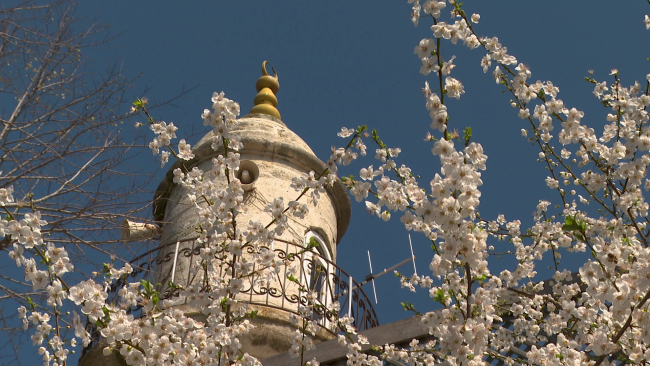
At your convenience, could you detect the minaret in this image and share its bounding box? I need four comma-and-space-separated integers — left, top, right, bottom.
78, 63, 356, 365
150, 62, 352, 358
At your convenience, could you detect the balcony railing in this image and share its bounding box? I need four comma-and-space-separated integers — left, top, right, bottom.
83, 237, 379, 354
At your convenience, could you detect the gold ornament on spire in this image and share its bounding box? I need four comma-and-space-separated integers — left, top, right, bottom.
249, 61, 281, 119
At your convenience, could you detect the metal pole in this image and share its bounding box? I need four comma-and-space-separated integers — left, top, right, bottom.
348, 276, 352, 318
354, 256, 414, 290
408, 234, 417, 276
367, 251, 378, 304
170, 241, 180, 283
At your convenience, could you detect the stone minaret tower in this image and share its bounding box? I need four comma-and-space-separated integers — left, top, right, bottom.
150, 62, 351, 358
78, 62, 353, 365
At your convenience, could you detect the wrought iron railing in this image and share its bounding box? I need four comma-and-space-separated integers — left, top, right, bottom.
83, 237, 379, 354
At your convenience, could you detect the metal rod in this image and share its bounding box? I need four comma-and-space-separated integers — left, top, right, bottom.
354, 256, 414, 290
367, 251, 378, 304
348, 276, 353, 317
408, 234, 417, 276
170, 241, 180, 283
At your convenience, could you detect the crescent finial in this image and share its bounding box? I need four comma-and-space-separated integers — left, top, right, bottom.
261, 61, 278, 81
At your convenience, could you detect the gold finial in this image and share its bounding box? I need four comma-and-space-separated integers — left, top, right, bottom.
249, 61, 281, 119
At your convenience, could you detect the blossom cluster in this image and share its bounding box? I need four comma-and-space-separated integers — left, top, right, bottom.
201, 91, 243, 151
3, 191, 79, 365
336, 1, 650, 365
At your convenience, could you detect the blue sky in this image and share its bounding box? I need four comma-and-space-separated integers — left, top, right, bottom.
5, 1, 650, 365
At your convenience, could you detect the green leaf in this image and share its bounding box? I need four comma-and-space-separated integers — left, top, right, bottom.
102, 306, 111, 318
401, 302, 416, 312
287, 275, 301, 284
26, 296, 36, 310
462, 127, 472, 145
308, 237, 320, 249
433, 288, 446, 304
371, 129, 379, 141
563, 215, 587, 244
141, 279, 153, 293
563, 216, 578, 230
